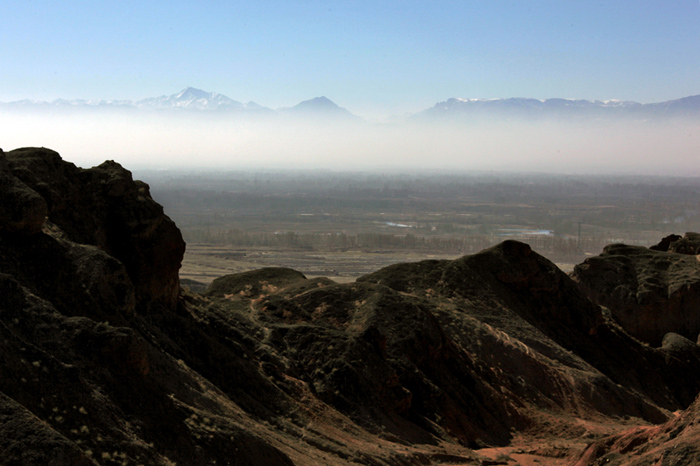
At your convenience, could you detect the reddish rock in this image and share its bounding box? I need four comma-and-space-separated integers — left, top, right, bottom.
573, 392, 700, 466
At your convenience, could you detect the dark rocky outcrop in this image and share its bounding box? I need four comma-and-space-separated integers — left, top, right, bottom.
650, 232, 700, 254
5, 147, 185, 310
0, 148, 298, 465
571, 243, 700, 347
667, 232, 700, 255
255, 280, 526, 448
0, 149, 47, 235
649, 233, 682, 252
360, 241, 700, 413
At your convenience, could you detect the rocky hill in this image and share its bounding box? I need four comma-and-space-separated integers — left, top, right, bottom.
572, 240, 700, 347
2, 147, 700, 465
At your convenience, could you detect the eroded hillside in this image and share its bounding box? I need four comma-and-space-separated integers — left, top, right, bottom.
2, 147, 700, 465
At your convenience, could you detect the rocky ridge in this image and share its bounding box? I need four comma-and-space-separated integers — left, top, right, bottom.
572, 239, 700, 347
2, 147, 700, 465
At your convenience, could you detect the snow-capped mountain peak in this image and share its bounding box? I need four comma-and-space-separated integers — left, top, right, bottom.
136, 87, 244, 110
175, 87, 210, 100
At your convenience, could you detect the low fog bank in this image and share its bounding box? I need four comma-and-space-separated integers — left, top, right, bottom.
1, 110, 698, 176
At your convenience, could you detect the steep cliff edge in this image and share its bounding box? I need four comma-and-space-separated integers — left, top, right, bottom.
5, 147, 185, 310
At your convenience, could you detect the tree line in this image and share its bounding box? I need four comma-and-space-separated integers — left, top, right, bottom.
183, 227, 609, 262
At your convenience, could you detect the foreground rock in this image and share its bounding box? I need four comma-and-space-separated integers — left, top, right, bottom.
6, 147, 185, 310
0, 148, 483, 465
0, 149, 294, 465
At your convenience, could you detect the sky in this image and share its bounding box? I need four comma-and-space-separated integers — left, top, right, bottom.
2, 1, 700, 117
2, 1, 700, 174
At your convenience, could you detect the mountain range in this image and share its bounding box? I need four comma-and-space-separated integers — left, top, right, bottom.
0, 87, 357, 120
3, 87, 700, 121
416, 94, 700, 121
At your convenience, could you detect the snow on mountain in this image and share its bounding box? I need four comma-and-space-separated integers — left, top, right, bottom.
0, 88, 264, 113
430, 96, 642, 112
135, 87, 245, 110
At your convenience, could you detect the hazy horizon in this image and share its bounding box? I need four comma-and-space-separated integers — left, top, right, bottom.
2, 1, 699, 176
2, 107, 699, 177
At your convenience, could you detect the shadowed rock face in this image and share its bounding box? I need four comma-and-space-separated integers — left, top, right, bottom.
245, 277, 527, 448
650, 232, 700, 255
360, 241, 700, 413
0, 149, 301, 465
5, 147, 185, 310
668, 232, 700, 255
0, 149, 47, 235
649, 233, 683, 252
571, 243, 700, 347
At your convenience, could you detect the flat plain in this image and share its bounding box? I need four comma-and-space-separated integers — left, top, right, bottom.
142, 170, 700, 286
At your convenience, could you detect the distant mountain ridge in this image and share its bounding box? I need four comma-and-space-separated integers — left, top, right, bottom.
415, 94, 700, 120
280, 96, 362, 121
2, 87, 700, 121
0, 87, 360, 120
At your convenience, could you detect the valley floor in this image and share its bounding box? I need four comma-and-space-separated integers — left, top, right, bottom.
180, 243, 578, 288
179, 243, 463, 285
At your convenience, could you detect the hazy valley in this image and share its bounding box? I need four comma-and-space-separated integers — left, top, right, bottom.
143, 169, 700, 287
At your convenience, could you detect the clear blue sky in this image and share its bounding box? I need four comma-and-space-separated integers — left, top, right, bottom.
2, 0, 700, 117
